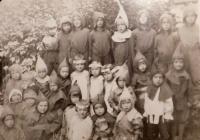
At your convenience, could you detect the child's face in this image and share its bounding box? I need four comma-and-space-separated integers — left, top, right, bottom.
37, 101, 48, 114
117, 24, 127, 33
4, 115, 15, 128
62, 23, 71, 33
77, 107, 88, 119
60, 67, 69, 78
173, 59, 184, 71
25, 98, 36, 107
138, 62, 147, 72
70, 94, 80, 104
49, 83, 58, 91
74, 63, 85, 72
38, 69, 47, 79
152, 73, 164, 87
117, 77, 125, 88
103, 72, 113, 82
11, 94, 21, 103
96, 18, 104, 28
48, 27, 57, 36
11, 72, 20, 80
94, 104, 105, 116
73, 17, 82, 28
139, 13, 148, 25
91, 67, 101, 77
185, 15, 196, 25
161, 18, 171, 31
121, 99, 132, 112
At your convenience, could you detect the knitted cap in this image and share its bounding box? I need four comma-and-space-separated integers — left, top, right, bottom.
59, 57, 69, 69
35, 55, 48, 73
60, 16, 72, 25
70, 84, 81, 96
23, 88, 38, 100
73, 54, 86, 64
114, 0, 129, 27
133, 51, 147, 66
160, 13, 173, 25
76, 100, 90, 109
49, 70, 58, 84
8, 89, 22, 104
172, 45, 184, 60
72, 12, 86, 28
101, 64, 113, 74
119, 87, 135, 103
89, 61, 102, 69
9, 64, 23, 74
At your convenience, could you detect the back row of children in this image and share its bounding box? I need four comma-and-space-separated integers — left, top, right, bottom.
1, 2, 198, 140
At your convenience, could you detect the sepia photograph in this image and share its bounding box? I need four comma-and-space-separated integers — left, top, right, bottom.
0, 0, 199, 140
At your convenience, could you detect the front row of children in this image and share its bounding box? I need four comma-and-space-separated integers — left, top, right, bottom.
1, 41, 191, 140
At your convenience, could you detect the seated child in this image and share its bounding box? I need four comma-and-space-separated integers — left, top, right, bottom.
132, 51, 151, 114
25, 94, 61, 140
0, 105, 26, 140
8, 89, 23, 121
165, 46, 191, 140
62, 84, 82, 139
144, 67, 174, 140
108, 66, 135, 116
57, 57, 71, 98
71, 54, 90, 100
48, 70, 67, 111
68, 100, 93, 140
89, 61, 104, 102
34, 55, 50, 97
114, 88, 143, 140
5, 64, 23, 104
92, 95, 115, 140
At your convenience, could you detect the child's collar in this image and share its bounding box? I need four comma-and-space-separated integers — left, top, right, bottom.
112, 29, 132, 42
36, 76, 50, 83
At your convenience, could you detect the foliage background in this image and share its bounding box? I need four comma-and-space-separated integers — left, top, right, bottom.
0, 0, 199, 139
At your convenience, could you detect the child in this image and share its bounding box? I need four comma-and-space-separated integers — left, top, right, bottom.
154, 13, 177, 73
62, 84, 82, 139
111, 1, 134, 75
34, 55, 50, 97
68, 100, 93, 140
25, 94, 61, 140
21, 71, 36, 90
48, 70, 67, 111
71, 54, 90, 100
102, 64, 116, 116
70, 12, 90, 62
89, 61, 104, 102
108, 66, 135, 116
40, 18, 59, 75
5, 64, 23, 104
165, 46, 191, 140
177, 7, 200, 83
58, 16, 72, 64
114, 87, 143, 140
21, 88, 38, 118
57, 58, 71, 100
8, 89, 23, 121
0, 105, 26, 140
131, 51, 151, 114
92, 95, 115, 140
144, 67, 174, 140
89, 11, 112, 65
132, 9, 156, 67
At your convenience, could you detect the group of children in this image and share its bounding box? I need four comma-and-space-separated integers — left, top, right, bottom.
0, 2, 199, 140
